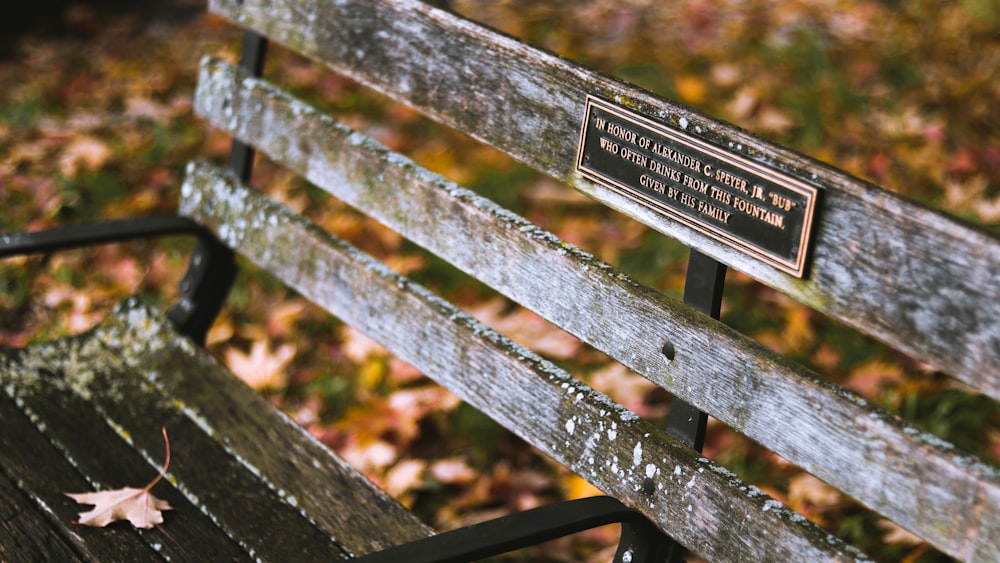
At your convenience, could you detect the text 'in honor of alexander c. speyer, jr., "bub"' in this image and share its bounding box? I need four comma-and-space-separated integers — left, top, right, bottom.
575, 96, 819, 278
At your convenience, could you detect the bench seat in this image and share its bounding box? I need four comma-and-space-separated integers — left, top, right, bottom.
0, 298, 431, 561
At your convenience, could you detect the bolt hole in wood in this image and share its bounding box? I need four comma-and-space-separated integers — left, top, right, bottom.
661, 340, 675, 363
641, 477, 656, 496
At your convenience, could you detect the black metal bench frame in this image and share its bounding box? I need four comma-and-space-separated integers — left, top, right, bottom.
3, 2, 998, 561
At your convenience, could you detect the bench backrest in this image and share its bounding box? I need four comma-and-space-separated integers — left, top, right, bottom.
185, 1, 1000, 560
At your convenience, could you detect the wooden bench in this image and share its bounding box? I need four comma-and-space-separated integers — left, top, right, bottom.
3, 1, 998, 561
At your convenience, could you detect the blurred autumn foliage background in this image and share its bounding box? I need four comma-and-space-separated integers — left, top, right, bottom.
2, 0, 999, 561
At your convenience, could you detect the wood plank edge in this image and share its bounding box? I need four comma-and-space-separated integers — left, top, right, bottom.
180, 162, 872, 562
191, 60, 999, 559
207, 0, 1000, 391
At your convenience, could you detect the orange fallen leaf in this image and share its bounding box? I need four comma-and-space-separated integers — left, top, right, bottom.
225, 339, 296, 391
66, 428, 173, 529
58, 135, 112, 177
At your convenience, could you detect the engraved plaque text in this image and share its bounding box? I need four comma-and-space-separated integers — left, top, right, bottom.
576, 96, 819, 278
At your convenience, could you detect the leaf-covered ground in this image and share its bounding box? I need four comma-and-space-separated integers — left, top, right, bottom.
2, 1, 999, 561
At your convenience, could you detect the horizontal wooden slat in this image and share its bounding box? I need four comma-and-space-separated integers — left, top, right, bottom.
0, 467, 87, 563
89, 300, 435, 557
180, 162, 869, 562
193, 61, 1000, 562
0, 395, 160, 562
209, 0, 1000, 398
0, 299, 432, 560
0, 364, 247, 562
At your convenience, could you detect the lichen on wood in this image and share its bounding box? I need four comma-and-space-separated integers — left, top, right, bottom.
209, 0, 1000, 399
192, 60, 1000, 561
180, 162, 872, 561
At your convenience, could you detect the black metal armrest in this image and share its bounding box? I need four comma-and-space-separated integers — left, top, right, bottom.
0, 216, 235, 343
355, 496, 671, 563
0, 216, 202, 258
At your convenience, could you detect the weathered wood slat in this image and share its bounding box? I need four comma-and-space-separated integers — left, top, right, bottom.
0, 300, 433, 561
0, 395, 141, 563
0, 391, 176, 561
0, 468, 87, 563
1, 340, 297, 561
209, 0, 1000, 397
180, 162, 870, 562
86, 299, 435, 557
193, 61, 1000, 562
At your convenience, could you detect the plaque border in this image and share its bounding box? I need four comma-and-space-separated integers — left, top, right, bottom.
575, 95, 819, 278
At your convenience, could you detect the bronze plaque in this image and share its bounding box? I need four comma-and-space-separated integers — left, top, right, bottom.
575, 96, 819, 278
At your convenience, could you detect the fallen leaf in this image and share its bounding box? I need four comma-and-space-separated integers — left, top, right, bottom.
386, 459, 427, 497
562, 474, 603, 500
125, 96, 173, 124
675, 75, 707, 105
341, 325, 389, 363
756, 106, 797, 136
726, 86, 758, 121
878, 518, 925, 546
66, 488, 173, 529
430, 458, 477, 485
66, 428, 173, 529
340, 439, 398, 475
225, 339, 296, 391
787, 473, 842, 517
468, 298, 582, 360
587, 363, 660, 418
844, 360, 905, 400
58, 135, 112, 177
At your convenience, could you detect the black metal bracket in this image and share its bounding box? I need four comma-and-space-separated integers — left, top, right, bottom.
227, 30, 268, 182
665, 249, 727, 451
661, 248, 727, 562
0, 217, 203, 259
166, 232, 236, 344
167, 30, 268, 343
0, 216, 233, 344
355, 496, 670, 563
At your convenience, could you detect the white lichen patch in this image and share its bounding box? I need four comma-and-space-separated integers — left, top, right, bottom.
2, 298, 192, 409
762, 499, 784, 512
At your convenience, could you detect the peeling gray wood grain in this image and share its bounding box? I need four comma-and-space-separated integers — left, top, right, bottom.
180, 163, 870, 562
0, 466, 92, 563
193, 61, 1000, 562
0, 342, 263, 561
0, 299, 432, 560
209, 0, 1000, 398
0, 396, 165, 561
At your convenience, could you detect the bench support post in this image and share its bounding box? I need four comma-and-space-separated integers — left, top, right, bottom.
169, 31, 268, 343
663, 249, 727, 561
227, 31, 268, 181
666, 249, 726, 450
